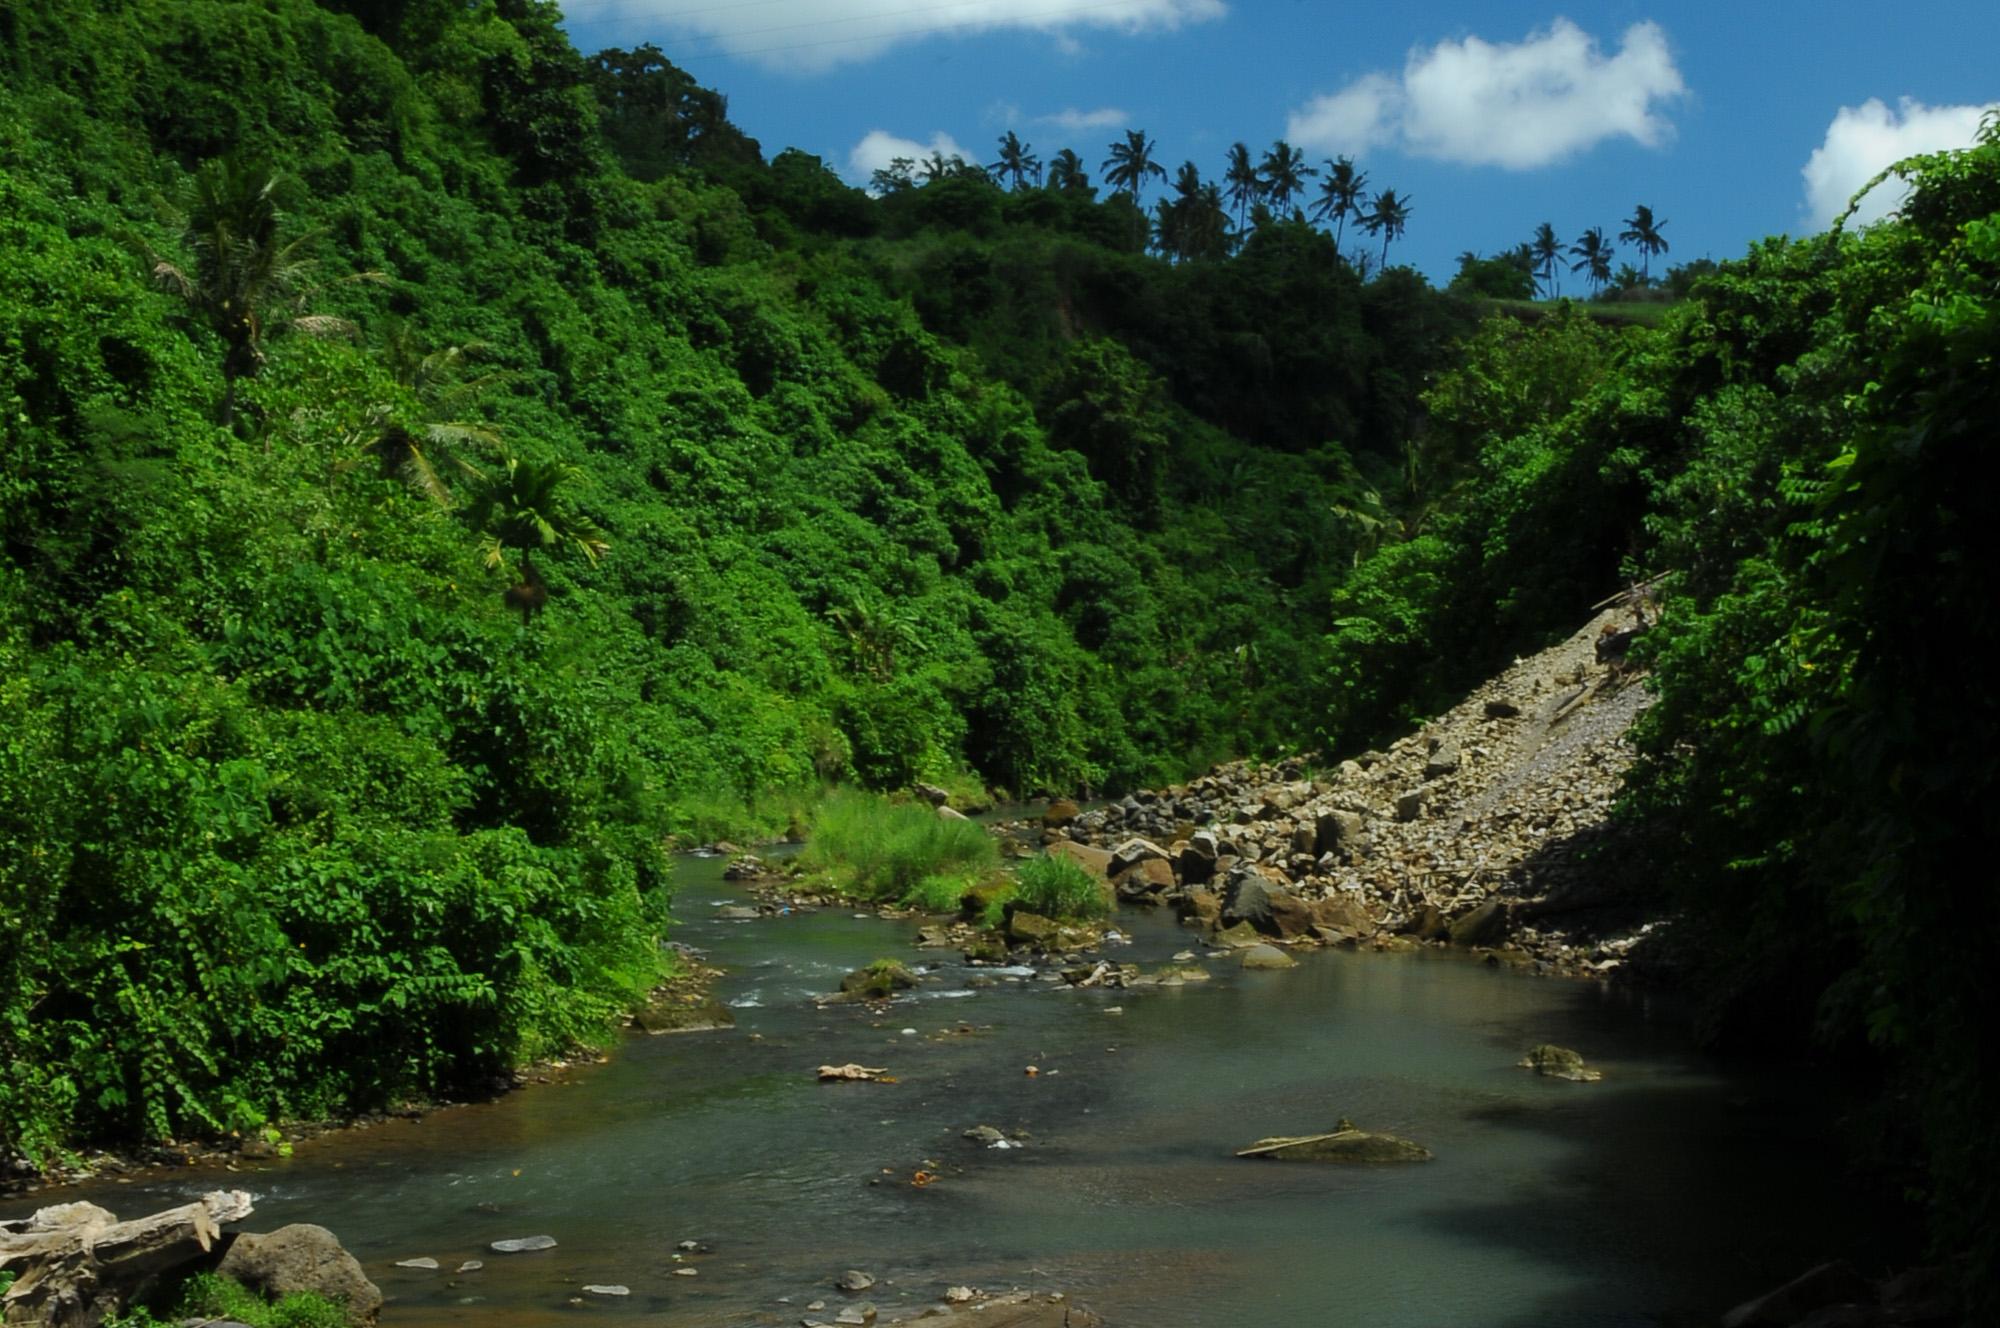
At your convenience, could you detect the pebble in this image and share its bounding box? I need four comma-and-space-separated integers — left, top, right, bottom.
394, 1258, 438, 1270
456, 1261, 483, 1273
490, 1235, 557, 1253
583, 1285, 630, 1296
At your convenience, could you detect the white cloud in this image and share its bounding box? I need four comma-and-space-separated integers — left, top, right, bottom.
574, 0, 1224, 72
849, 129, 973, 182
1039, 107, 1129, 133
1287, 19, 1686, 170
1802, 97, 1999, 227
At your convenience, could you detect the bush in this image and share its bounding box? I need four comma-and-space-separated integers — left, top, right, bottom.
109, 1274, 349, 1328
797, 791, 997, 905
1011, 853, 1108, 920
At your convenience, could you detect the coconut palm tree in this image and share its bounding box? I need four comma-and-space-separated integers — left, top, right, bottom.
1047, 148, 1091, 197
1103, 130, 1165, 204
1569, 227, 1615, 294
989, 131, 1039, 192
136, 158, 382, 424
1222, 141, 1262, 234
1257, 140, 1315, 217
1155, 162, 1229, 262
1361, 189, 1412, 266
1618, 205, 1669, 280
1311, 157, 1368, 258
462, 456, 610, 624
1531, 222, 1563, 297
353, 330, 509, 505
1103, 130, 1166, 249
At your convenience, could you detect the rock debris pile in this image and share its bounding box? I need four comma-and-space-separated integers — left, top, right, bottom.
1024, 606, 1662, 979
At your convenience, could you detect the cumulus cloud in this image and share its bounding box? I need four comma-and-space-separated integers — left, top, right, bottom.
571, 0, 1224, 72
1039, 107, 1129, 132
1802, 97, 1999, 226
850, 129, 973, 182
1287, 19, 1686, 170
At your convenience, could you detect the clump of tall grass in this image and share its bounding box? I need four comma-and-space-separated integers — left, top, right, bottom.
798, 791, 997, 906
666, 787, 816, 847
1011, 854, 1109, 920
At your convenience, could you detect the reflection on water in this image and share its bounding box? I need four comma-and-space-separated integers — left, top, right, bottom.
8, 855, 1903, 1326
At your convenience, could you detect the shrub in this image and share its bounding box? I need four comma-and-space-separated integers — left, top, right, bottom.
1011, 854, 1108, 920
108, 1274, 350, 1328
797, 791, 997, 905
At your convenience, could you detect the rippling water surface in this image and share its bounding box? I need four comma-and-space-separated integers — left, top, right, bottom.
9, 854, 1900, 1326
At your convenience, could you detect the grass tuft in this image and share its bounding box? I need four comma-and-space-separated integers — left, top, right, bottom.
798, 791, 998, 906
1011, 854, 1109, 920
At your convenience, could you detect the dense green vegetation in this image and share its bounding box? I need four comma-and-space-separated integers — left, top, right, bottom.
0, 0, 1994, 1300
0, 0, 1485, 1163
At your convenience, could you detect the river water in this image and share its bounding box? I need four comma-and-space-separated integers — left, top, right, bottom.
9, 854, 1899, 1326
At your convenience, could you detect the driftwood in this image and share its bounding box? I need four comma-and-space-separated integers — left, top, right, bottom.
0, 1190, 252, 1328
1237, 1120, 1434, 1163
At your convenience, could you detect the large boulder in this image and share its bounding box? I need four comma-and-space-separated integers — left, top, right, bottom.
1239, 944, 1297, 970
635, 999, 735, 1034
216, 1225, 382, 1326
1221, 873, 1277, 931
1006, 911, 1059, 947
1178, 889, 1222, 927
1041, 799, 1080, 828
1176, 832, 1218, 885
1265, 891, 1316, 939
1311, 897, 1375, 937
1113, 857, 1176, 901
1313, 810, 1364, 856
1046, 840, 1113, 879
1404, 904, 1448, 941
1448, 899, 1509, 948
960, 880, 1012, 918
1518, 1045, 1602, 1082
839, 960, 921, 998
1107, 837, 1170, 877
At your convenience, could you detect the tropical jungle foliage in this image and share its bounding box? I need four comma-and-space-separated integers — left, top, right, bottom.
0, 0, 1995, 1299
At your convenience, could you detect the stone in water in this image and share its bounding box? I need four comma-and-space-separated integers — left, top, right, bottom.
395, 1257, 439, 1270
1518, 1044, 1603, 1081
583, 1284, 630, 1296
836, 1269, 876, 1291
491, 1235, 557, 1253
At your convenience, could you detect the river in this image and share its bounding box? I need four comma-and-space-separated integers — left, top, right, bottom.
6, 853, 1903, 1326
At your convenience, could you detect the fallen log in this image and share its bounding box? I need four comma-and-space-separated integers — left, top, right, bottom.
0, 1190, 252, 1328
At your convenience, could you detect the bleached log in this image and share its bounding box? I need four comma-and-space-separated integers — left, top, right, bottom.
0, 1190, 252, 1328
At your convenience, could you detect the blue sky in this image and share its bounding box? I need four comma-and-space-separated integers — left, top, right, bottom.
557, 1, 2000, 283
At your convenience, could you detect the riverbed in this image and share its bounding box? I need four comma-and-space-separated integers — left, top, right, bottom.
7, 854, 1903, 1326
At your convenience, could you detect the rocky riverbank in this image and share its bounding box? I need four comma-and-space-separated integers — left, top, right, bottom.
997, 602, 1671, 981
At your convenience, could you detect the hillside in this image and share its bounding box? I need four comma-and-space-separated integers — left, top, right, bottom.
1, 0, 1997, 1304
